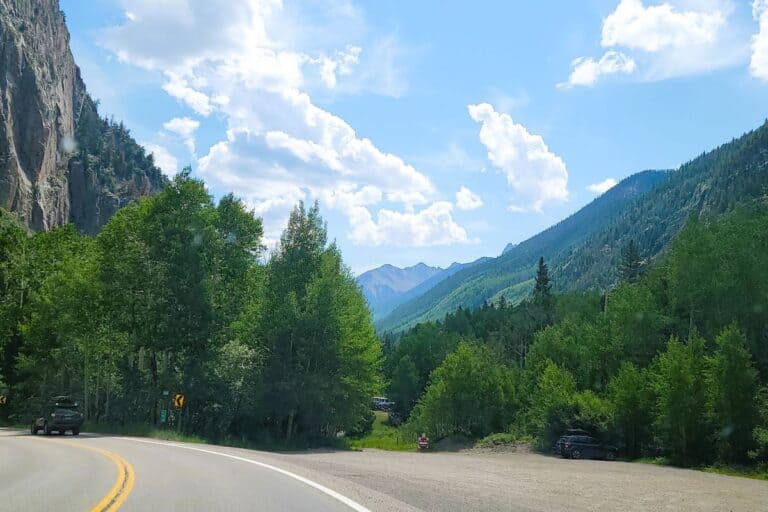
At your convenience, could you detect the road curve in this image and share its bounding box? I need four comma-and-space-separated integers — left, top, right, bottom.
0, 429, 374, 512
3, 428, 768, 512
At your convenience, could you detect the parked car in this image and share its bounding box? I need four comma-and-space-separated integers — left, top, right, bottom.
559, 435, 617, 460
31, 396, 84, 436
371, 396, 395, 411
553, 428, 592, 455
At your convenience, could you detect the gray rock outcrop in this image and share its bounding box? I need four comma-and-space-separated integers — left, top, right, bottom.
0, 0, 165, 233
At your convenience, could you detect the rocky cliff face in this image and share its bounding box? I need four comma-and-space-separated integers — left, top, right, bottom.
0, 0, 165, 233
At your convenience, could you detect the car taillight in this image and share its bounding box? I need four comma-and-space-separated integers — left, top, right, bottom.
50, 413, 56, 418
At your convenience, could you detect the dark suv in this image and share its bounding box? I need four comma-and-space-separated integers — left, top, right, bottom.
31, 396, 84, 436
553, 428, 592, 455
559, 435, 617, 460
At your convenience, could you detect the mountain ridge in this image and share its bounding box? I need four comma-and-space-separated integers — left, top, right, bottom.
357, 262, 443, 319
380, 120, 768, 333
358, 257, 493, 320
377, 169, 670, 332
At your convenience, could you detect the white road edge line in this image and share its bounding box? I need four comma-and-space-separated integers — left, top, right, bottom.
115, 437, 371, 512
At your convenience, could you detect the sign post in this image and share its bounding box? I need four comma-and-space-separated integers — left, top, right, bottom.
173, 393, 185, 433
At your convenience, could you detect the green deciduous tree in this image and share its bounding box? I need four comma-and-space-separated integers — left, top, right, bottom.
407, 342, 517, 440
607, 362, 653, 458
652, 335, 709, 466
527, 361, 577, 450
705, 325, 759, 463
258, 202, 381, 443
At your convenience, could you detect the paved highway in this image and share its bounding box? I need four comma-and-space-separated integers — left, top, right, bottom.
3, 428, 768, 511
0, 429, 375, 512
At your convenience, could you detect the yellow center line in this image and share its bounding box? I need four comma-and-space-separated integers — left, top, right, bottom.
80, 444, 135, 512
25, 437, 135, 511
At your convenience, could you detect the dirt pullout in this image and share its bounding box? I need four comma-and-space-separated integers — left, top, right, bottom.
257, 449, 768, 512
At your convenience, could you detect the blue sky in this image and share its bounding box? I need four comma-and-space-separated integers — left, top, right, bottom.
61, 0, 768, 274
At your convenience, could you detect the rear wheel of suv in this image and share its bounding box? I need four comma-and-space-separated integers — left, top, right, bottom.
571, 449, 582, 459
606, 450, 616, 461
57, 430, 65, 435
72, 428, 80, 436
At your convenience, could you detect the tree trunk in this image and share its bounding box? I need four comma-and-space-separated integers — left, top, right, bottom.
83, 349, 89, 421
105, 382, 110, 423
150, 352, 158, 424
286, 409, 296, 444
688, 304, 695, 342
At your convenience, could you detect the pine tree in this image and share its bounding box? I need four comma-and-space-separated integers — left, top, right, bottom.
533, 256, 552, 299
620, 240, 641, 282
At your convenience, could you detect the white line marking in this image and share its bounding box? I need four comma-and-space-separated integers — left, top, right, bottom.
115, 437, 371, 512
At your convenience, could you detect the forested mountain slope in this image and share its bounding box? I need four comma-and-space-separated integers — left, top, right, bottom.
378, 170, 667, 332
0, 0, 165, 233
380, 120, 768, 333
554, 122, 768, 291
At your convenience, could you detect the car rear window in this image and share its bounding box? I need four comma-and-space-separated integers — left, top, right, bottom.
52, 403, 79, 410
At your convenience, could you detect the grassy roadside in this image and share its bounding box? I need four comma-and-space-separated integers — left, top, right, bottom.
636, 457, 768, 481
348, 411, 414, 451
701, 465, 768, 481
81, 421, 350, 453
81, 422, 207, 444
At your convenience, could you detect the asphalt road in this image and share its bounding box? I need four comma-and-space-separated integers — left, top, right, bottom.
2, 428, 768, 512
0, 429, 372, 512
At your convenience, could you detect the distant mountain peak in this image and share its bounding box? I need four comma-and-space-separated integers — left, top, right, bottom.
377, 168, 673, 333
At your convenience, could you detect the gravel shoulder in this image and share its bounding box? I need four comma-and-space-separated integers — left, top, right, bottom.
5, 427, 766, 512
256, 448, 768, 512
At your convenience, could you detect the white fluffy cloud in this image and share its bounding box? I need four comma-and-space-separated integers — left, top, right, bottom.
563, 0, 746, 87
455, 186, 483, 211
163, 117, 200, 155
587, 178, 618, 194
468, 103, 568, 212
340, 201, 469, 247
602, 0, 725, 52
559, 51, 636, 88
144, 143, 178, 176
752, 0, 768, 80
101, 0, 464, 248
162, 75, 215, 116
